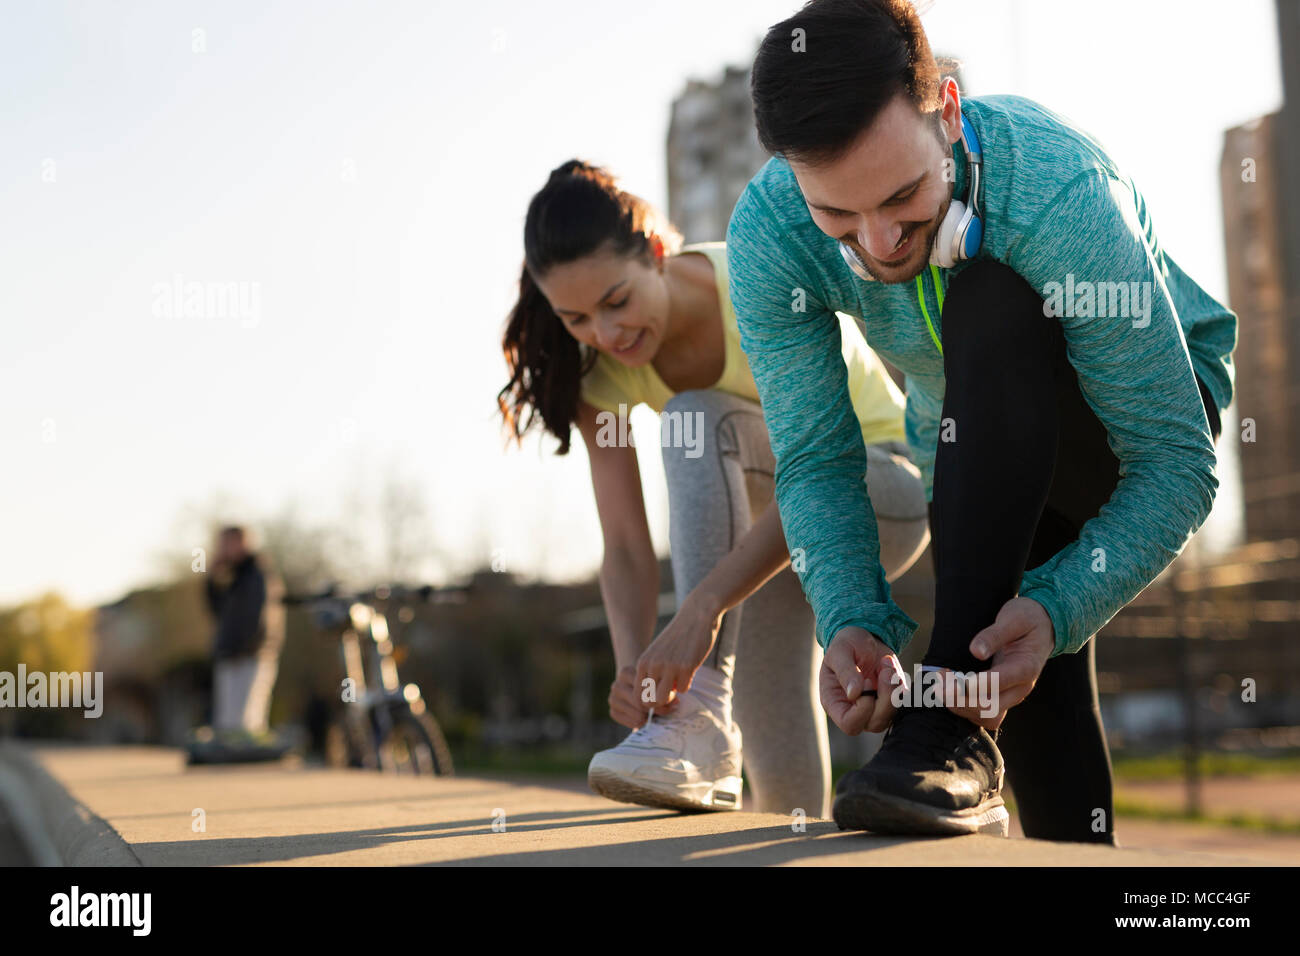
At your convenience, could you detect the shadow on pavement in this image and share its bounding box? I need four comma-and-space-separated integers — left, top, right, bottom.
131, 806, 922, 866
106, 786, 506, 822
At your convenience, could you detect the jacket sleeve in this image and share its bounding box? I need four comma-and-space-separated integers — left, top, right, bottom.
1006, 170, 1219, 656
726, 188, 919, 653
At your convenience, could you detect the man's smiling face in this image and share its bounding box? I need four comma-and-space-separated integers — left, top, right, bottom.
791, 82, 964, 284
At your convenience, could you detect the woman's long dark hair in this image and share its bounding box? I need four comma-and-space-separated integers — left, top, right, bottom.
497, 159, 681, 455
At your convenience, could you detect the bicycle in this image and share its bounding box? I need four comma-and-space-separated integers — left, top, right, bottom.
288, 585, 455, 776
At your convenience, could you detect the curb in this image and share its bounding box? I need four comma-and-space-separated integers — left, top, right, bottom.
0, 742, 141, 867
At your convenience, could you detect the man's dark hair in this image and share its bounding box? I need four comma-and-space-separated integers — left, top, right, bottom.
752, 0, 943, 165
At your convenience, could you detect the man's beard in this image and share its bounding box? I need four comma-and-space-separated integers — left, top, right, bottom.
846, 183, 956, 284
846, 213, 940, 283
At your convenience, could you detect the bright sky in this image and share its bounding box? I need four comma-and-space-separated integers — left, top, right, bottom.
0, 0, 1283, 608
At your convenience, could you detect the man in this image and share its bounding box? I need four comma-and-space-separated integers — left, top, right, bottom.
726, 0, 1234, 842
205, 526, 284, 739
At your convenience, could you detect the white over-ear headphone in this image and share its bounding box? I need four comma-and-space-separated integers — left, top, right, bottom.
838, 112, 984, 280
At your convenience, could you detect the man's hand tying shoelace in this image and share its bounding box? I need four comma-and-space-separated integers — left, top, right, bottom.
820, 626, 909, 735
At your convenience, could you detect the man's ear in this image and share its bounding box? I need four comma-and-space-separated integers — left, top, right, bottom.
938, 75, 963, 145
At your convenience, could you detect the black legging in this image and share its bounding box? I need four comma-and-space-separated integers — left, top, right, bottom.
921, 260, 1221, 844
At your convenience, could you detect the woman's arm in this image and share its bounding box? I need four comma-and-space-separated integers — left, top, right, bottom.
597, 545, 660, 670
575, 400, 660, 670
682, 496, 789, 623
575, 400, 799, 711
633, 493, 794, 708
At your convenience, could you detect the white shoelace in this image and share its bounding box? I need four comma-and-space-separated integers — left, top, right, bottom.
630, 708, 663, 741
633, 706, 722, 741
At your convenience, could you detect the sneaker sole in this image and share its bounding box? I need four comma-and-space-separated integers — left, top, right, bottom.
832, 788, 1009, 837
588, 766, 743, 812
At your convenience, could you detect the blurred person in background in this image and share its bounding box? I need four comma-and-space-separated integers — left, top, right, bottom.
498, 160, 930, 818
204, 525, 285, 742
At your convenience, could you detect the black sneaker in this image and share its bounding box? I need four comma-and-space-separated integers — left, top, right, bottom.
832, 704, 1009, 837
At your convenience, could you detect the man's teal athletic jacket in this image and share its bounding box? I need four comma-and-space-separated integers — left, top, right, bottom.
725, 94, 1237, 659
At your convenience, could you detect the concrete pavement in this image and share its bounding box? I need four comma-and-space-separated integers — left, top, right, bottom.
4, 744, 1284, 866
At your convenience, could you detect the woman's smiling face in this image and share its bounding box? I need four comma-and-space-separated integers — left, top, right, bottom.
535, 244, 670, 366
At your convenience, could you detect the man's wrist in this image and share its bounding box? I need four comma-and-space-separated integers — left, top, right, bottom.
831, 624, 885, 650
1020, 590, 1068, 657
826, 621, 909, 658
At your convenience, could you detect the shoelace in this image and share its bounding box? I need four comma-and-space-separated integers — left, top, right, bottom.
628, 708, 657, 740
628, 706, 718, 742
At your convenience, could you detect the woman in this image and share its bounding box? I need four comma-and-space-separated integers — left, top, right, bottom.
497, 160, 929, 818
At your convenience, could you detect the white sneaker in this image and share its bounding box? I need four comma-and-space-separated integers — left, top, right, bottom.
587, 697, 743, 811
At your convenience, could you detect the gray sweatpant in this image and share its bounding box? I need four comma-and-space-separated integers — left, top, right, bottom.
213, 651, 279, 734
660, 389, 929, 818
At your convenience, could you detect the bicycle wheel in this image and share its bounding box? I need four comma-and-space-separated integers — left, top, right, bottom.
377, 707, 455, 776
324, 720, 364, 769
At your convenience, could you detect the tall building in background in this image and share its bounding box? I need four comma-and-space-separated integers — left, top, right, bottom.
666, 65, 767, 244
1219, 0, 1300, 541
1220, 114, 1299, 540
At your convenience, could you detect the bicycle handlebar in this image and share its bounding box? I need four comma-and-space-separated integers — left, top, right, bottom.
285, 584, 448, 605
